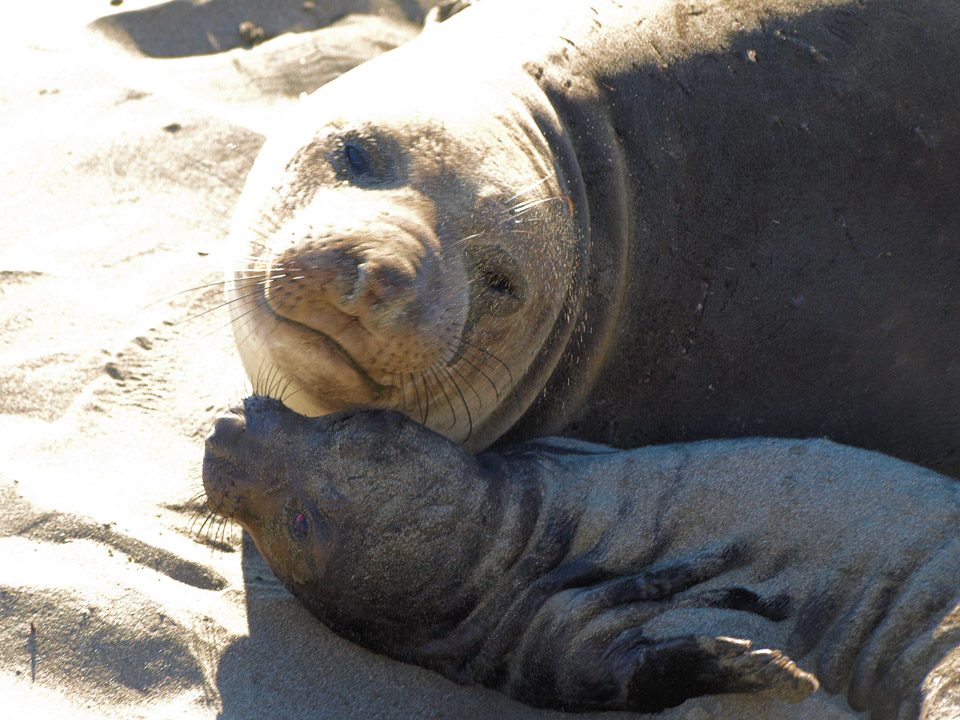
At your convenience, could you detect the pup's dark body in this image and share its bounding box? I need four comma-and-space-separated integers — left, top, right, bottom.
204, 398, 960, 717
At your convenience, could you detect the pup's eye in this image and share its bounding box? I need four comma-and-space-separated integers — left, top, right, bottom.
344, 143, 370, 175
291, 512, 309, 540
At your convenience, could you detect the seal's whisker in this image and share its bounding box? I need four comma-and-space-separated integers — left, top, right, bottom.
219, 281, 315, 349
223, 517, 238, 548
398, 372, 410, 415
269, 365, 285, 399
276, 371, 293, 403
253, 279, 323, 314
445, 343, 501, 402
204, 509, 227, 544
216, 515, 233, 549
438, 362, 473, 439
277, 374, 296, 405
144, 270, 275, 315
183, 488, 209, 507
216, 275, 277, 299
279, 383, 308, 407
256, 360, 285, 401
224, 274, 278, 292
509, 194, 574, 218
228, 256, 275, 266
183, 300, 265, 345
173, 279, 279, 328
454, 340, 512, 390
186, 501, 207, 536
389, 373, 401, 413
456, 232, 485, 245
256, 361, 270, 398
235, 280, 351, 351
419, 371, 431, 425
225, 267, 276, 277
208, 516, 221, 548
384, 373, 398, 411
410, 371, 426, 425
195, 502, 221, 541
208, 512, 223, 547
385, 372, 399, 412
188, 508, 206, 537
251, 356, 268, 397
447, 359, 484, 410
228, 259, 308, 273
456, 350, 500, 403
143, 279, 231, 310
505, 172, 556, 203
252, 361, 271, 398
427, 365, 458, 430
385, 372, 405, 414
460, 338, 515, 387
265, 364, 283, 399
230, 301, 276, 352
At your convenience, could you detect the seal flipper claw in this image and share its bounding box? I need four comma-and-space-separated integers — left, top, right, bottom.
618, 635, 818, 712
721, 644, 820, 703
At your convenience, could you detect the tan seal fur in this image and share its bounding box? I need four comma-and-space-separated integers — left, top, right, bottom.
226, 0, 960, 469
227, 41, 581, 449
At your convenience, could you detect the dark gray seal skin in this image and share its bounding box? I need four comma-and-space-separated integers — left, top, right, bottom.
226, 0, 960, 475
203, 397, 960, 717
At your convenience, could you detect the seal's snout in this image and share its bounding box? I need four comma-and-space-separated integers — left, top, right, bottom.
202, 404, 278, 521
205, 410, 246, 459
266, 226, 435, 336
337, 257, 416, 330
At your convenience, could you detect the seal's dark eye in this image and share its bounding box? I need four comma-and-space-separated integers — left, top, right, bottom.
344, 143, 370, 175
292, 512, 309, 540
483, 270, 516, 298
464, 243, 526, 318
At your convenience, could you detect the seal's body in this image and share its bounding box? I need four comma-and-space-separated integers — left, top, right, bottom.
228, 0, 960, 473
204, 398, 960, 717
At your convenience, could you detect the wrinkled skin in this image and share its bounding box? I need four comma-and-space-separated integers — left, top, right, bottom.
227, 0, 960, 475
204, 397, 960, 717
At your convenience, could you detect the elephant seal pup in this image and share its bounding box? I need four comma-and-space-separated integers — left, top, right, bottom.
225, 0, 960, 475
203, 397, 960, 717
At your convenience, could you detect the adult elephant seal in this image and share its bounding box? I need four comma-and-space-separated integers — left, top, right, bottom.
203, 397, 960, 717
226, 0, 960, 473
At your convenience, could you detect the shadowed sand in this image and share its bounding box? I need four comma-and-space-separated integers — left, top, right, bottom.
0, 1, 861, 717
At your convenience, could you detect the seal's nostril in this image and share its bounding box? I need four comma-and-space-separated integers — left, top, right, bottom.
206, 412, 246, 454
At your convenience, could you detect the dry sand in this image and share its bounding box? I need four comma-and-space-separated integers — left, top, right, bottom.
0, 1, 860, 717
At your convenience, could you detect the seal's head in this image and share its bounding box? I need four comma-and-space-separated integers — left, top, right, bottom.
202, 396, 499, 649
226, 33, 585, 452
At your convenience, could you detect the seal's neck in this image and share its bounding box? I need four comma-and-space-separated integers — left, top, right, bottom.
497, 69, 632, 446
